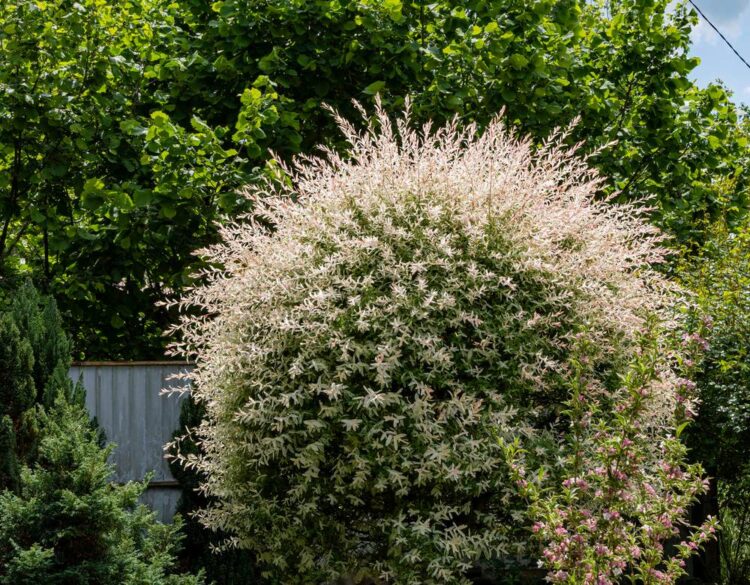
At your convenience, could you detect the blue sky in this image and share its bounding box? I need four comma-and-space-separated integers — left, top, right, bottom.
688, 0, 750, 104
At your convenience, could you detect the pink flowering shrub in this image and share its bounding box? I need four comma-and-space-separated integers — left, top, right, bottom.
505, 330, 715, 584
168, 102, 703, 583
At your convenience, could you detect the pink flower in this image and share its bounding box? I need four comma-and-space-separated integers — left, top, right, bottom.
658, 514, 673, 529
650, 569, 669, 583
675, 378, 696, 392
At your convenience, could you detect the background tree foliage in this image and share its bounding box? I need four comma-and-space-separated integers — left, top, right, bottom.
1, 1, 749, 583
682, 222, 750, 485
0, 0, 290, 358
679, 221, 750, 583
1, 0, 748, 359
174, 0, 750, 237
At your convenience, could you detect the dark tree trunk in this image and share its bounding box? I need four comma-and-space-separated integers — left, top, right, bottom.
691, 475, 721, 582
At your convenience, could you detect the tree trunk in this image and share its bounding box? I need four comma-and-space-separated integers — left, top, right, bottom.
691, 475, 721, 582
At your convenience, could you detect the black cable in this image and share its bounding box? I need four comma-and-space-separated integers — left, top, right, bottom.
688, 0, 750, 72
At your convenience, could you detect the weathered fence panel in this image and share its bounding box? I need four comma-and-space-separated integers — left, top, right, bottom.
68, 362, 192, 522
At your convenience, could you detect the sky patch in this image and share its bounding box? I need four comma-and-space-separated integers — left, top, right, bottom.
688, 0, 750, 104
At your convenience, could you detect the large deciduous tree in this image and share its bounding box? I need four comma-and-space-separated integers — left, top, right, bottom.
0, 0, 292, 358
1, 0, 747, 360
176, 0, 749, 239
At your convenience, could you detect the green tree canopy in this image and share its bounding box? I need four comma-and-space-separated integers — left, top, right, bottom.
175, 0, 750, 237
0, 0, 747, 359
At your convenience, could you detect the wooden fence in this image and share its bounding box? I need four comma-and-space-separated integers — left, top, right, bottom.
68, 362, 192, 522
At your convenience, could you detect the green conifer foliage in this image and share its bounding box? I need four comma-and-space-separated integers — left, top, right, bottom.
0, 281, 72, 490
0, 416, 19, 492
0, 313, 35, 490
0, 314, 35, 419
9, 281, 71, 405
0, 282, 201, 583
0, 397, 203, 585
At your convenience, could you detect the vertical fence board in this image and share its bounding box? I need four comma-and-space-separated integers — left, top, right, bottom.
69, 362, 192, 522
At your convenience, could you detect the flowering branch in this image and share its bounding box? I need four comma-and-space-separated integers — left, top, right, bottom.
504, 327, 716, 585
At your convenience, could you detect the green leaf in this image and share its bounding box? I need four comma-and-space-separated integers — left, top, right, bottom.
161, 204, 177, 219
82, 178, 105, 194
508, 54, 528, 69
150, 111, 171, 127
133, 190, 153, 207
363, 80, 386, 95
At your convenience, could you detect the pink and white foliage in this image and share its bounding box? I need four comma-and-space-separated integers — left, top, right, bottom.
167, 101, 696, 584
505, 332, 714, 585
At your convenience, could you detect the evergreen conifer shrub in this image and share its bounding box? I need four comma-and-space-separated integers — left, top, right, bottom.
0, 282, 202, 584
0, 397, 203, 585
0, 281, 70, 491
169, 104, 690, 583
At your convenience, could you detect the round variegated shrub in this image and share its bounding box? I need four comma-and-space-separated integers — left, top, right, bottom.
169, 104, 675, 584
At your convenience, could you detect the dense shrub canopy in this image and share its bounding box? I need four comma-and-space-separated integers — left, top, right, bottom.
0, 282, 201, 584
0, 397, 203, 585
680, 222, 750, 482
170, 106, 681, 583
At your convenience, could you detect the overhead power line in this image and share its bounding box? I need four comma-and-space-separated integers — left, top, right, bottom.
688, 0, 750, 72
